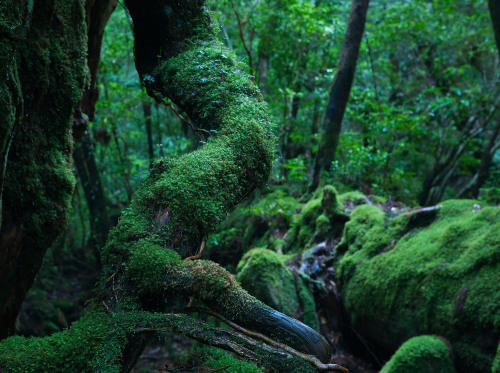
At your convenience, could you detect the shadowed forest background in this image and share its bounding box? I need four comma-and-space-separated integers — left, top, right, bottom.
1, 0, 500, 372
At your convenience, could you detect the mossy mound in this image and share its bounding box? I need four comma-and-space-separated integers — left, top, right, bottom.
337, 199, 500, 372
236, 248, 318, 330
379, 335, 456, 373
286, 185, 348, 253
178, 345, 263, 373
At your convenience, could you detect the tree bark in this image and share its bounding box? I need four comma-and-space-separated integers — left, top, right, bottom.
73, 134, 111, 256
0, 0, 87, 339
142, 102, 155, 167
73, 0, 118, 139
71, 0, 117, 257
310, 0, 370, 192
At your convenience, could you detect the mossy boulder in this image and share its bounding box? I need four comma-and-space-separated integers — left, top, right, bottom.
287, 185, 348, 252
380, 335, 456, 373
236, 248, 319, 330
337, 200, 500, 372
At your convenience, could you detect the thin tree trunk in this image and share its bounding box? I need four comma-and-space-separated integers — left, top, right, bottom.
73, 134, 110, 258
457, 116, 500, 198
73, 0, 118, 139
72, 0, 117, 258
143, 102, 155, 167
257, 52, 269, 96
310, 0, 370, 191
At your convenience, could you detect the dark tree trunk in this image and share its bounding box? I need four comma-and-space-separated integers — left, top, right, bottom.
72, 0, 117, 255
73, 135, 110, 256
310, 0, 370, 191
0, 0, 87, 339
470, 118, 500, 198
73, 0, 118, 139
142, 102, 155, 167
257, 52, 270, 96
489, 0, 500, 60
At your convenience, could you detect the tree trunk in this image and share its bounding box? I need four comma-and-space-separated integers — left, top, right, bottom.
71, 0, 117, 257
489, 0, 500, 60
73, 134, 110, 257
0, 0, 87, 339
310, 0, 370, 191
73, 0, 118, 139
142, 102, 155, 167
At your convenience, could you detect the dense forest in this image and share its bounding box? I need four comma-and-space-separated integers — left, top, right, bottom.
0, 0, 499, 372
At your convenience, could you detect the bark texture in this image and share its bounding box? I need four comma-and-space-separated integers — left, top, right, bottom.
0, 0, 87, 339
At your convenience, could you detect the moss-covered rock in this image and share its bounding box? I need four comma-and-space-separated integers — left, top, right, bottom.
379, 335, 456, 373
287, 185, 348, 253
337, 200, 500, 372
236, 248, 319, 330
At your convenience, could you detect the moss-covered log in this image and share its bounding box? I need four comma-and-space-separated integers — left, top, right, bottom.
0, 0, 87, 339
0, 309, 326, 372
337, 200, 500, 372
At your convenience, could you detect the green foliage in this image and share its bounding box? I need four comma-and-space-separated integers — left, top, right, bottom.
211, 0, 500, 203
380, 335, 456, 373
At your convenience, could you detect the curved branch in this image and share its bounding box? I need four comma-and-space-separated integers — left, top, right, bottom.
95, 0, 338, 369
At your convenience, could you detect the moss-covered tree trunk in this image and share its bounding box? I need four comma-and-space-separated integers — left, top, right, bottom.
0, 0, 87, 339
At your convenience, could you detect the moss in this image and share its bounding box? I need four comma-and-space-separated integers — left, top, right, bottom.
205, 187, 301, 264
236, 248, 318, 330
184, 345, 263, 373
338, 191, 370, 205
103, 9, 276, 260
0, 311, 127, 372
287, 185, 348, 253
493, 342, 500, 373
379, 335, 456, 373
0, 0, 87, 339
337, 200, 500, 372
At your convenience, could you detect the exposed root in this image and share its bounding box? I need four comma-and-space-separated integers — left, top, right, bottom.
185, 307, 349, 373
